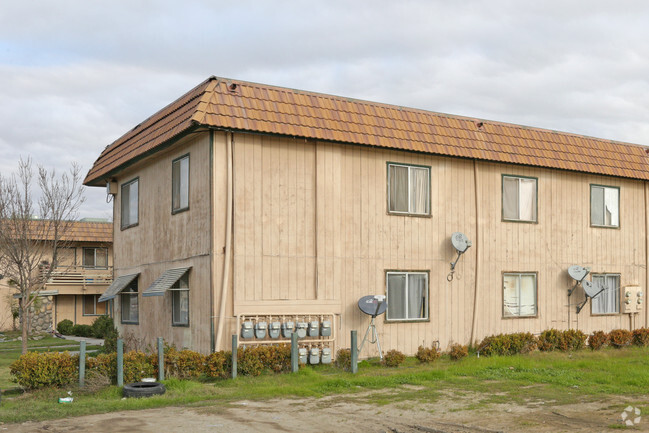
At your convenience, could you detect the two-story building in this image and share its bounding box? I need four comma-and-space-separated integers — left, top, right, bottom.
85, 76, 649, 356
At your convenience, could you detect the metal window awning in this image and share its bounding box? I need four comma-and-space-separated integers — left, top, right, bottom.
142, 267, 191, 297
98, 273, 139, 302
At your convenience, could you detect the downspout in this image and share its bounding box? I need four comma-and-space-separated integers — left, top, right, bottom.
645, 181, 648, 329
209, 130, 215, 352
215, 131, 234, 350
470, 159, 481, 346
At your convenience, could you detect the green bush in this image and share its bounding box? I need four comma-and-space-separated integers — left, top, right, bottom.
538, 329, 586, 352
205, 351, 232, 379
632, 328, 649, 347
86, 353, 118, 382
10, 352, 77, 389
588, 331, 608, 350
71, 324, 93, 337
478, 333, 537, 356
609, 329, 633, 348
334, 349, 352, 371
562, 329, 587, 351
382, 349, 406, 367
415, 345, 441, 363
91, 316, 117, 339
123, 351, 156, 383
57, 319, 74, 335
537, 329, 562, 351
156, 347, 206, 379
236, 345, 291, 376
449, 343, 468, 361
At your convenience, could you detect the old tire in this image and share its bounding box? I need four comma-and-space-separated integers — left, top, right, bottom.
122, 382, 166, 398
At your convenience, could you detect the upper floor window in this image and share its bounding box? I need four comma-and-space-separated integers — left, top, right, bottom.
83, 247, 108, 269
120, 278, 139, 324
502, 175, 537, 222
172, 155, 190, 213
388, 163, 430, 215
171, 272, 189, 326
121, 178, 139, 229
386, 271, 429, 321
591, 273, 619, 314
503, 272, 537, 317
590, 185, 619, 228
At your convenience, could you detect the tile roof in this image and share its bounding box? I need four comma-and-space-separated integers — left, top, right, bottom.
84, 76, 649, 185
19, 220, 113, 243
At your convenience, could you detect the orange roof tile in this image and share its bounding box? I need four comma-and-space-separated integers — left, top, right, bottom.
84, 76, 649, 185
8, 220, 112, 243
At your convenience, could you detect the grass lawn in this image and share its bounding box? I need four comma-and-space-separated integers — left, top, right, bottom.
0, 332, 101, 390
0, 345, 648, 423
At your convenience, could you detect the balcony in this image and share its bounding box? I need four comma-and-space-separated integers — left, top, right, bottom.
42, 266, 113, 294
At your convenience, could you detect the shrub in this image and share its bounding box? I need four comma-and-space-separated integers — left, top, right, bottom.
159, 347, 206, 379
91, 316, 117, 339
537, 329, 562, 351
237, 347, 264, 376
334, 349, 352, 371
478, 333, 537, 356
415, 345, 441, 363
10, 352, 77, 389
382, 349, 406, 367
235, 345, 291, 376
588, 331, 608, 350
449, 343, 468, 361
86, 353, 117, 382
122, 351, 155, 383
609, 329, 633, 348
57, 319, 74, 335
205, 351, 232, 379
632, 328, 649, 347
562, 329, 587, 351
71, 324, 93, 338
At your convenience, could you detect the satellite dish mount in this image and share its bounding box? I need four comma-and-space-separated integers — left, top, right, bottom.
567, 265, 605, 314
448, 232, 472, 281
357, 295, 387, 360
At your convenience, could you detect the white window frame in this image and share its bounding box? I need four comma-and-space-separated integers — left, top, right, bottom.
172, 154, 190, 213
385, 271, 429, 322
120, 280, 139, 324
121, 178, 139, 229
591, 273, 620, 315
502, 175, 537, 222
503, 272, 537, 318
82, 247, 108, 269
387, 163, 431, 216
590, 185, 619, 228
171, 272, 190, 326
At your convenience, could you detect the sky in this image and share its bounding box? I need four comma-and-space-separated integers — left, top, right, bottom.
1, 1, 649, 219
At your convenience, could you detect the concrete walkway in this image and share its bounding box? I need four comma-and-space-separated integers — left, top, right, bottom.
58, 335, 104, 346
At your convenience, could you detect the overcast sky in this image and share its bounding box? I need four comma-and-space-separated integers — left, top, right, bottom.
2, 1, 649, 219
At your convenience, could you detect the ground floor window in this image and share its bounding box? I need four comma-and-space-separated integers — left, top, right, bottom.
591, 274, 620, 314
386, 271, 429, 321
82, 295, 107, 316
120, 279, 139, 324
503, 273, 537, 317
171, 272, 189, 326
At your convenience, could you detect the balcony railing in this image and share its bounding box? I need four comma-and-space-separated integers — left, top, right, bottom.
43, 266, 113, 286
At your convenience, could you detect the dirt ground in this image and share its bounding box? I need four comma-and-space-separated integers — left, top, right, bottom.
2, 389, 647, 433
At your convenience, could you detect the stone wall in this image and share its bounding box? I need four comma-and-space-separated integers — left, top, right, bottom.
17, 295, 54, 334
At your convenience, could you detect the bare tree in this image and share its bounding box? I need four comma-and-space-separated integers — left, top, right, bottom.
0, 158, 85, 354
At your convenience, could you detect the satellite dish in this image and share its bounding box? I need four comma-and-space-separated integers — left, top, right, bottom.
358, 295, 388, 317
451, 232, 472, 253
576, 280, 606, 314
568, 265, 589, 282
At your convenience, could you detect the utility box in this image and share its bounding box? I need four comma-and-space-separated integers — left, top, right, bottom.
309, 347, 320, 364
269, 322, 281, 339
320, 320, 331, 337
298, 347, 307, 364
308, 321, 319, 337
254, 321, 267, 339
241, 321, 254, 339
282, 321, 294, 338
622, 286, 644, 314
321, 347, 332, 364
296, 322, 308, 338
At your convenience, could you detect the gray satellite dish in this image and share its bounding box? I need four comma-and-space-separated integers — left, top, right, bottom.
576, 280, 605, 314
358, 295, 386, 360
448, 232, 472, 281
567, 265, 590, 296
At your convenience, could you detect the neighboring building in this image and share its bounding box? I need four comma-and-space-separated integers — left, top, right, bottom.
84, 76, 649, 357
0, 220, 113, 332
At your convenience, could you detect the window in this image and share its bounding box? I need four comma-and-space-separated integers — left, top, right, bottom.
120, 279, 139, 324
503, 273, 537, 317
83, 248, 108, 269
172, 155, 190, 213
388, 163, 430, 215
591, 185, 619, 227
591, 274, 620, 314
386, 271, 429, 321
171, 272, 189, 326
502, 175, 537, 222
121, 178, 139, 229
56, 248, 77, 268
83, 295, 107, 316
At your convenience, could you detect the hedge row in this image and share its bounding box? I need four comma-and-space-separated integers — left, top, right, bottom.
10, 344, 291, 389
589, 328, 649, 350
56, 316, 118, 340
